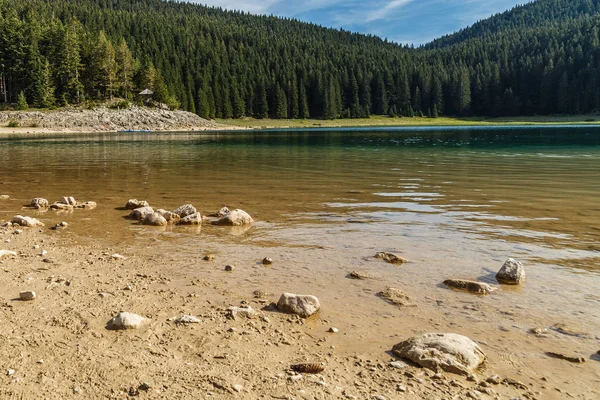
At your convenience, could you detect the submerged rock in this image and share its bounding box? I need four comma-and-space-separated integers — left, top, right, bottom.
277, 293, 321, 317
375, 252, 407, 265
349, 270, 372, 280
545, 352, 586, 363
76, 201, 97, 210
173, 204, 197, 218
142, 212, 168, 227
50, 202, 74, 211
378, 287, 411, 306
176, 212, 202, 225
443, 279, 496, 295
126, 199, 150, 210
392, 333, 487, 376
496, 258, 525, 285
31, 198, 49, 209
106, 312, 145, 330
11, 215, 44, 227
214, 209, 254, 226
129, 206, 154, 221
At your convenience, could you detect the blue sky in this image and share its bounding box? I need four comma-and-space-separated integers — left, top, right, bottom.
190, 0, 528, 45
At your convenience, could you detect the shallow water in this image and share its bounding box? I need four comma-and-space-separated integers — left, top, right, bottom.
1, 126, 599, 327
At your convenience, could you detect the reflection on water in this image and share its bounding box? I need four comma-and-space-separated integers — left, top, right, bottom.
0, 126, 599, 273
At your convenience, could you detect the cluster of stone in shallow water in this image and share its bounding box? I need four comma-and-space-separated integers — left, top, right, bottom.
125, 199, 254, 228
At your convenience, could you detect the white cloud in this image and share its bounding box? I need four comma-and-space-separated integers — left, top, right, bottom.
366, 0, 414, 22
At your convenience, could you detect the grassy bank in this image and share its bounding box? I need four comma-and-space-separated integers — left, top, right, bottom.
218, 115, 600, 129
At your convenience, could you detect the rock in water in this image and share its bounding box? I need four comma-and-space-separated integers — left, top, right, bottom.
215, 206, 230, 217
349, 270, 372, 280
392, 333, 487, 376
129, 206, 154, 221
76, 201, 97, 210
277, 293, 321, 317
262, 257, 273, 265
19, 291, 36, 301
496, 258, 525, 285
49, 202, 73, 211
126, 199, 150, 210
176, 212, 202, 225
31, 198, 49, 209
11, 215, 44, 227
375, 252, 407, 264
173, 204, 197, 218
545, 352, 586, 363
215, 209, 254, 226
142, 212, 168, 227
378, 287, 411, 306
60, 196, 77, 206
106, 312, 145, 330
156, 209, 180, 224
443, 279, 496, 295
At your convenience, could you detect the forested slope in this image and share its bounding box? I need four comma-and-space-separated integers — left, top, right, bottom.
1, 0, 600, 119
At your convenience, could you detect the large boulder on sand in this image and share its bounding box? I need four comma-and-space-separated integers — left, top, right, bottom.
392, 333, 486, 376
126, 199, 150, 210
496, 258, 525, 285
129, 206, 154, 221
277, 293, 321, 318
214, 209, 254, 226
173, 204, 197, 218
142, 212, 168, 227
31, 198, 49, 209
11, 215, 44, 227
106, 312, 145, 330
176, 212, 202, 225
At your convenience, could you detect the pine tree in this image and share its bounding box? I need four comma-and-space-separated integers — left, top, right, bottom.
16, 91, 28, 110
116, 38, 134, 99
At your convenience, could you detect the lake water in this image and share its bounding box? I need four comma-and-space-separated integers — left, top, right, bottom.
1, 126, 599, 346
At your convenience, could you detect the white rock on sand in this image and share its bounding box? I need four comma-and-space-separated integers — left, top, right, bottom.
0, 250, 17, 258
106, 312, 145, 330
11, 215, 44, 227
496, 258, 525, 285
392, 333, 487, 376
228, 306, 258, 320
277, 293, 321, 317
214, 209, 254, 226
172, 315, 201, 324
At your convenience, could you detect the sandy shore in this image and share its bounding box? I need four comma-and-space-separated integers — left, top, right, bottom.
0, 197, 598, 399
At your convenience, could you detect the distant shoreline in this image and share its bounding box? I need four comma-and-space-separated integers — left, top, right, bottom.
2, 109, 599, 136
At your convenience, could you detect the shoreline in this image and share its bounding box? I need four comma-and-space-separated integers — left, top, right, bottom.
2, 109, 600, 136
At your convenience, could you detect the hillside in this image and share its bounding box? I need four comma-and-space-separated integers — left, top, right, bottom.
1, 0, 600, 120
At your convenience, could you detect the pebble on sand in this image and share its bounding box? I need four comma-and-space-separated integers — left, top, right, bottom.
277, 293, 321, 318
19, 291, 36, 301
496, 258, 526, 285
106, 312, 145, 330
443, 279, 497, 295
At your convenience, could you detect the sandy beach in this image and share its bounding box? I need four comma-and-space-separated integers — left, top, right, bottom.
0, 192, 598, 399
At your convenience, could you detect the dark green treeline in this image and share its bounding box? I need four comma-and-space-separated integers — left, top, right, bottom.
1, 0, 600, 119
